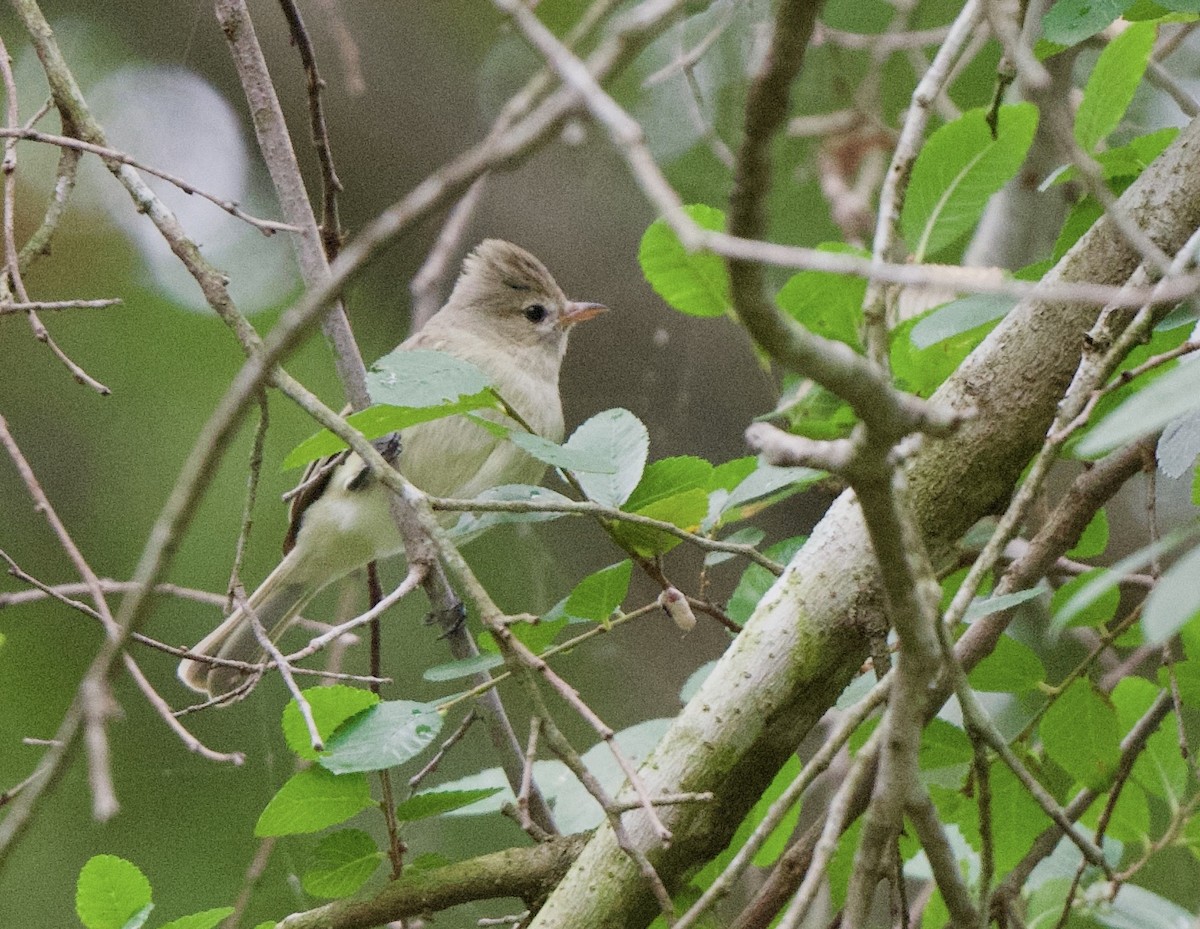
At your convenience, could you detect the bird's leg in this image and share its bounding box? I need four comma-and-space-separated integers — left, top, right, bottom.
428, 599, 468, 638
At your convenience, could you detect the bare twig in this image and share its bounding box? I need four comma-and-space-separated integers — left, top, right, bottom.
214, 0, 370, 410
0, 297, 120, 314
409, 709, 479, 789
0, 125, 299, 233
432, 494, 785, 573
277, 0, 345, 261
862, 0, 984, 360
0, 39, 109, 394
410, 177, 487, 328
227, 391, 269, 612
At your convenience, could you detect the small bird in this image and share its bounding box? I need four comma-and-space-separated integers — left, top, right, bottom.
178, 240, 606, 699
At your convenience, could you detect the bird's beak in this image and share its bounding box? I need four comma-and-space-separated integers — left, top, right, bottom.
559, 301, 608, 328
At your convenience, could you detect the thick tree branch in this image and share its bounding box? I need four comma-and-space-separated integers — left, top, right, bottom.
278, 834, 588, 929
527, 109, 1200, 929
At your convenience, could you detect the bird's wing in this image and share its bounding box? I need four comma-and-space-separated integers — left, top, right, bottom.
283, 435, 402, 554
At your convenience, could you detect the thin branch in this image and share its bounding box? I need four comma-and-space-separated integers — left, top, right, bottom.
249, 611, 322, 750
435, 602, 660, 713
214, 0, 370, 410
862, 0, 984, 360
432, 495, 785, 574
409, 709, 479, 789
993, 692, 1173, 905
410, 177, 487, 328
227, 391, 269, 612
906, 788, 980, 928
14, 94, 77, 272
283, 565, 426, 665
0, 39, 108, 393
277, 0, 345, 260
0, 297, 120, 314
0, 125, 299, 233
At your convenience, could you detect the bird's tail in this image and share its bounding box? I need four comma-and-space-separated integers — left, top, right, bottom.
178, 556, 314, 700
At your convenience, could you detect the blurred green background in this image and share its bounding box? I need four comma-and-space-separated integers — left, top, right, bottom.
0, 0, 1004, 925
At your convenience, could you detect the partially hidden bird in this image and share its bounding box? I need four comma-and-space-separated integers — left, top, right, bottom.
178, 240, 606, 700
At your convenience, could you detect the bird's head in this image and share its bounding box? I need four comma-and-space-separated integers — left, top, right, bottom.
444, 239, 606, 360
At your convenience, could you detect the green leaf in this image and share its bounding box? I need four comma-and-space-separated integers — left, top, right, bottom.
301, 829, 382, 899
1075, 22, 1156, 152
320, 700, 444, 774
481, 615, 568, 655
1143, 542, 1200, 642
395, 787, 505, 821
1082, 781, 1149, 844
1054, 195, 1106, 260
1045, 127, 1178, 187
448, 484, 575, 542
466, 416, 619, 473
710, 456, 757, 491
254, 766, 374, 836
612, 456, 715, 555
283, 392, 499, 469
1176, 618, 1200, 708
919, 718, 974, 770
827, 818, 864, 908
76, 856, 153, 929
1053, 527, 1198, 630
283, 348, 503, 468
282, 686, 380, 761
963, 585, 1047, 622
704, 526, 766, 567
891, 311, 992, 398
157, 909, 237, 929
507, 427, 617, 473
1042, 0, 1133, 45
1076, 354, 1200, 456
565, 408, 649, 506
721, 462, 824, 516
1068, 508, 1110, 559
1050, 568, 1119, 631
624, 456, 715, 512
1112, 677, 1187, 802
727, 536, 807, 623
968, 634, 1046, 692
1132, 697, 1189, 801
909, 293, 1017, 349
769, 378, 858, 441
367, 348, 493, 406
545, 561, 633, 624
638, 204, 731, 317
423, 653, 504, 682
902, 104, 1039, 260
775, 243, 869, 350
691, 756, 804, 890
611, 488, 710, 556
989, 762, 1051, 873
750, 755, 804, 867
1041, 679, 1121, 789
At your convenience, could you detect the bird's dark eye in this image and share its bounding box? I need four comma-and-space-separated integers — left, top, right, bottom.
523, 304, 548, 323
